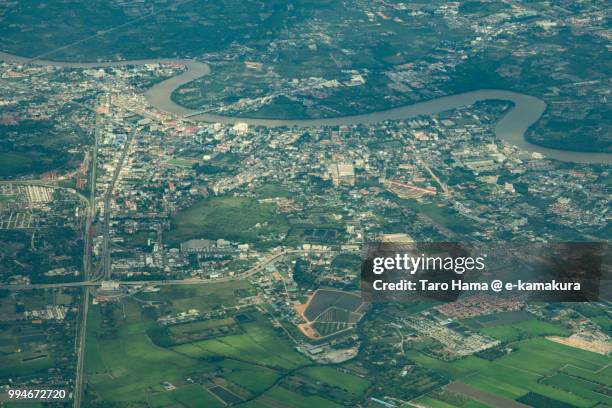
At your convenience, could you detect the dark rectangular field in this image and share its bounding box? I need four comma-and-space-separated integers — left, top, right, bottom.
304, 289, 362, 322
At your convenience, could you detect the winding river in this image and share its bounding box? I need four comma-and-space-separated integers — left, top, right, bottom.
1, 52, 609, 164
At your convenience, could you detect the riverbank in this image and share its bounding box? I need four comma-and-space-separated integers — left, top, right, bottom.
1, 51, 609, 164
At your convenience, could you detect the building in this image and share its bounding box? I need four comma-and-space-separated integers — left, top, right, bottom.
329, 162, 355, 186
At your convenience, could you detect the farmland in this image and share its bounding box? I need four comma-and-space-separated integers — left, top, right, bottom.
84, 293, 309, 406
303, 289, 363, 321
171, 312, 309, 370
298, 366, 370, 396
297, 289, 365, 339
406, 337, 612, 408
478, 319, 570, 342
84, 302, 204, 406
242, 385, 343, 408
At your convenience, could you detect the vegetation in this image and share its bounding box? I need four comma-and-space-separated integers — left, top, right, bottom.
299, 366, 370, 396
479, 319, 570, 342
167, 196, 289, 246
0, 0, 295, 61
85, 298, 309, 406
172, 312, 309, 370
406, 337, 611, 407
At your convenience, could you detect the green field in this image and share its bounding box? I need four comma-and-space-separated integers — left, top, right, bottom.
402, 200, 477, 235
172, 313, 309, 370
150, 385, 224, 408
479, 319, 570, 342
411, 395, 491, 408
255, 183, 292, 198
167, 157, 199, 168
542, 373, 612, 406
299, 366, 371, 396
242, 385, 343, 408
84, 298, 307, 406
167, 196, 289, 246
139, 281, 255, 313
0, 353, 56, 378
411, 396, 458, 408
592, 315, 612, 334
85, 303, 203, 406
407, 337, 611, 408
560, 364, 612, 386
220, 359, 280, 394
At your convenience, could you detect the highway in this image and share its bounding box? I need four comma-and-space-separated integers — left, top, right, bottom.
100, 128, 136, 281
0, 249, 332, 291
1, 249, 333, 290
72, 112, 100, 408
73, 287, 89, 408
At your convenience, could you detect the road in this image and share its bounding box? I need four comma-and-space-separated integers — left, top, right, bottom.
72, 112, 101, 408
100, 128, 136, 281
0, 249, 332, 291
73, 287, 89, 408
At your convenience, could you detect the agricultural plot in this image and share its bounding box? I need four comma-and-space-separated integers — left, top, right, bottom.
298, 366, 370, 396
462, 310, 533, 329
413, 396, 458, 408
85, 299, 303, 406
312, 307, 352, 337
560, 364, 612, 386
414, 390, 492, 408
168, 318, 243, 345
478, 319, 570, 342
220, 360, 280, 394
84, 304, 204, 406
154, 385, 224, 408
542, 373, 612, 406
298, 289, 365, 339
407, 337, 611, 408
303, 289, 363, 321
207, 384, 244, 405
148, 317, 245, 347
171, 312, 309, 370
244, 385, 343, 408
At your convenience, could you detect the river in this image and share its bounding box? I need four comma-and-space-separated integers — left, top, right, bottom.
1, 52, 609, 164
